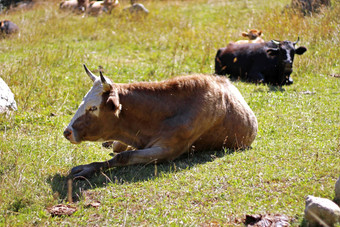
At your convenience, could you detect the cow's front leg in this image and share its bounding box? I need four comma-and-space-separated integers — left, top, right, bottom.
70, 146, 183, 178
70, 162, 108, 178
248, 71, 265, 83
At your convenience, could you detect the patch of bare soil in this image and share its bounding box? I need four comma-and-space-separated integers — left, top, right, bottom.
46, 204, 77, 217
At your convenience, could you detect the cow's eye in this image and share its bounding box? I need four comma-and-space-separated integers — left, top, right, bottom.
89, 106, 98, 112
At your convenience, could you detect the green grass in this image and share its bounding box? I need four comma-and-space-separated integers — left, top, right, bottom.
0, 0, 339, 225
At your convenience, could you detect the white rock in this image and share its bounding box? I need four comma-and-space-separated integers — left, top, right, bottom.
304, 195, 340, 226
0, 77, 17, 113
123, 3, 149, 15
335, 176, 340, 204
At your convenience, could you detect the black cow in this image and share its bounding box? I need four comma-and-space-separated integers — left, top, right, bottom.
215, 38, 307, 85
0, 20, 19, 35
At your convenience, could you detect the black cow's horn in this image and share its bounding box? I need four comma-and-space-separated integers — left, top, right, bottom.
293, 36, 300, 45
271, 40, 280, 45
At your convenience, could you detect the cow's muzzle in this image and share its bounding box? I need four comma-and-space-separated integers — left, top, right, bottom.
285, 76, 293, 85
63, 127, 80, 144
283, 62, 293, 74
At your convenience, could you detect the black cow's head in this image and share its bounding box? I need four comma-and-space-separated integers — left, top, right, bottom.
266, 37, 307, 85
0, 21, 6, 33
214, 47, 226, 75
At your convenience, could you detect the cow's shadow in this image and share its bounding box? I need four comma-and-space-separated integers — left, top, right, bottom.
47, 148, 237, 202
228, 77, 287, 91
267, 85, 285, 92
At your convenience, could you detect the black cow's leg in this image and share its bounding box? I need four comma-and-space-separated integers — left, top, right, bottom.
248, 72, 265, 83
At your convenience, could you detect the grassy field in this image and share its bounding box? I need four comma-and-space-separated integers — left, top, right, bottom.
0, 0, 339, 225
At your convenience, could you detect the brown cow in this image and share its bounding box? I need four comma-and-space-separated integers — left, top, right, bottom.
0, 20, 19, 36
60, 0, 78, 10
60, 0, 89, 12
87, 0, 119, 16
63, 65, 258, 177
235, 29, 264, 44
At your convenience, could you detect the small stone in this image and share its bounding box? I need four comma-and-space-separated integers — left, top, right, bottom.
304, 195, 340, 226
123, 3, 149, 15
0, 77, 17, 113
335, 176, 340, 205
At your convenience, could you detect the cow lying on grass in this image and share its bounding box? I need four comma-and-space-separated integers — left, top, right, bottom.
0, 20, 19, 36
235, 29, 264, 44
215, 37, 307, 85
87, 0, 119, 16
59, 0, 90, 13
64, 65, 258, 177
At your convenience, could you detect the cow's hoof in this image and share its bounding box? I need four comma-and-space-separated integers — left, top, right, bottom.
70, 164, 97, 178
102, 141, 113, 148
286, 78, 293, 85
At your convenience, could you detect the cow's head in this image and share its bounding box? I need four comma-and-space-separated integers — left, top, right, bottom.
214, 47, 227, 75
266, 37, 307, 85
103, 0, 119, 12
242, 29, 262, 40
0, 20, 6, 33
77, 0, 89, 11
63, 64, 121, 144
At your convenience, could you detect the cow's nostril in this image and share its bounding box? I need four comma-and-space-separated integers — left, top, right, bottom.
63, 129, 72, 139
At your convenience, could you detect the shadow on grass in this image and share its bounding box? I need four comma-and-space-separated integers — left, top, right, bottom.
229, 77, 287, 92
267, 85, 286, 92
47, 148, 237, 202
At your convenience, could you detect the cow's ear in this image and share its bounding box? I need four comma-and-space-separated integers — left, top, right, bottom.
242, 32, 248, 37
107, 95, 121, 117
266, 48, 279, 56
258, 30, 262, 36
295, 46, 307, 55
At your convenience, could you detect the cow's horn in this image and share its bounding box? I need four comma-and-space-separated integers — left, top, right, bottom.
293, 36, 300, 45
271, 40, 280, 45
83, 64, 98, 82
100, 71, 111, 92
100, 71, 106, 83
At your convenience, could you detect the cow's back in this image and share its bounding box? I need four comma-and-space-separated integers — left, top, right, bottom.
215, 42, 279, 82
215, 42, 266, 78
117, 75, 257, 152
